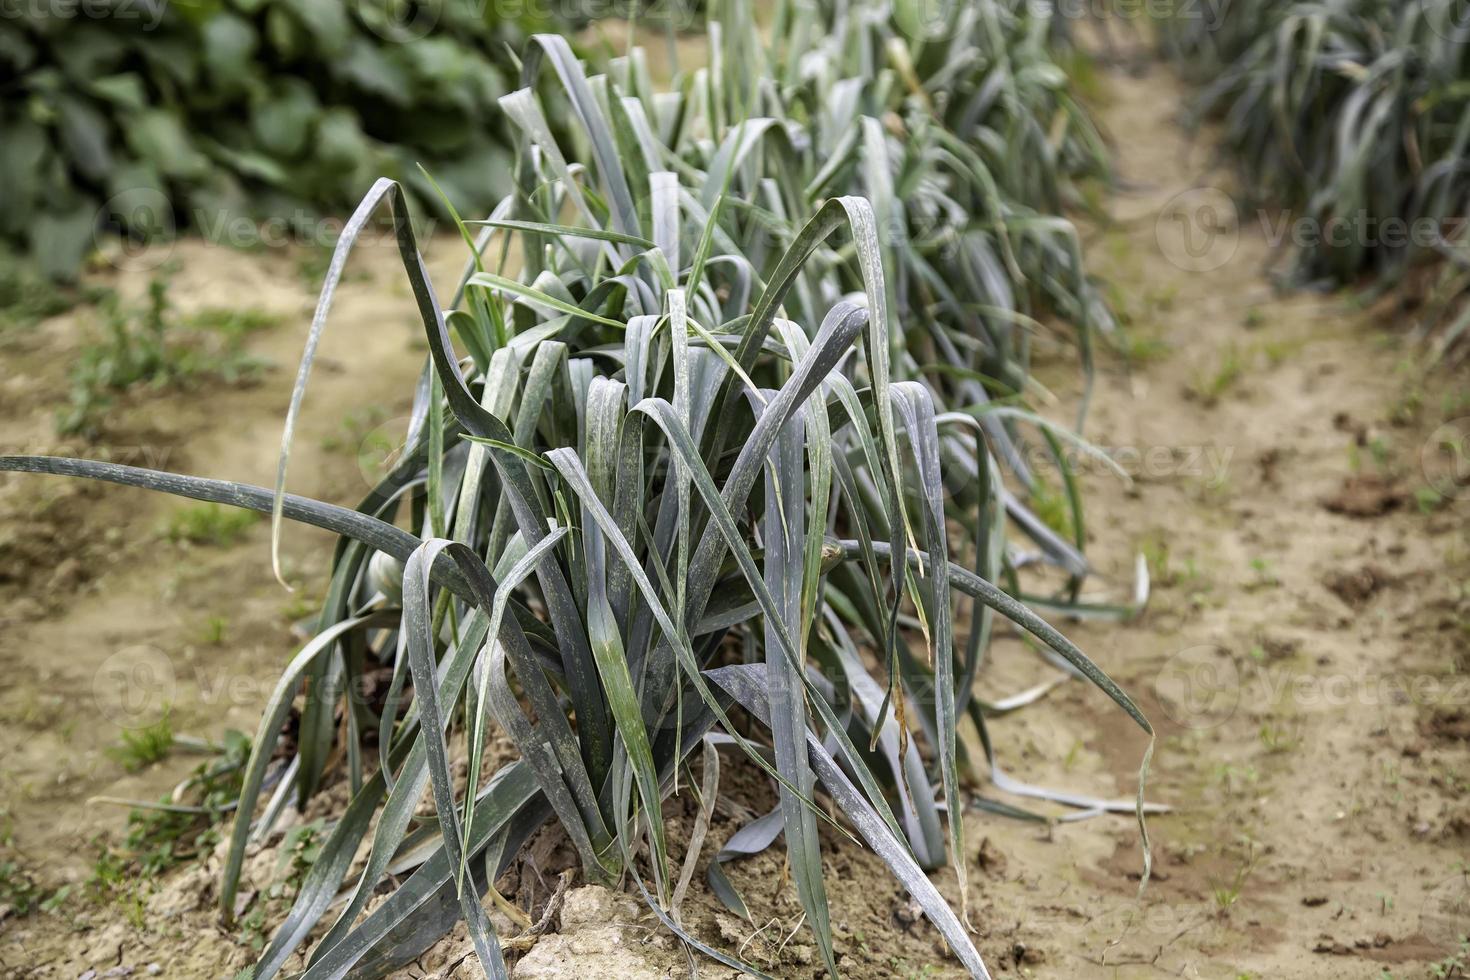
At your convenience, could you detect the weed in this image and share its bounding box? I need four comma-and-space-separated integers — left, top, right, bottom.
1030, 475, 1075, 540
1189, 346, 1244, 404
1390, 378, 1424, 426
1209, 843, 1258, 912
1416, 487, 1447, 514
1145, 284, 1179, 312
1429, 937, 1470, 979
109, 711, 174, 771
0, 860, 44, 917
1121, 331, 1172, 365
272, 820, 325, 900
57, 278, 267, 438
186, 307, 282, 338
1246, 557, 1279, 590
1258, 722, 1297, 754
1259, 338, 1302, 367
91, 730, 250, 897
1368, 436, 1392, 472
0, 248, 83, 332
320, 405, 396, 478
202, 615, 230, 646
164, 504, 258, 547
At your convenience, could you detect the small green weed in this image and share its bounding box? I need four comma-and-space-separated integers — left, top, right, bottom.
1429, 936, 1470, 979
201, 615, 230, 646
186, 307, 282, 338
1030, 475, 1075, 540
57, 278, 268, 438
109, 712, 174, 772
1416, 487, 1447, 514
1189, 346, 1244, 404
0, 254, 82, 332
1246, 557, 1279, 590
1258, 721, 1297, 754
272, 820, 326, 900
0, 860, 44, 917
164, 504, 258, 547
1121, 331, 1172, 366
1210, 843, 1258, 912
91, 730, 250, 894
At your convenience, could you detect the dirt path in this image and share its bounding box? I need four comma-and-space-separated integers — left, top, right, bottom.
2, 45, 1468, 980
954, 54, 1470, 979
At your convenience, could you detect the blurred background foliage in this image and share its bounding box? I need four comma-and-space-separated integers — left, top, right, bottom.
1158, 0, 1470, 355
0, 0, 559, 278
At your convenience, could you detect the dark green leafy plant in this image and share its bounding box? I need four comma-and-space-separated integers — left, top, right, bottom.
0, 0, 545, 278
0, 245, 85, 330
0, 4, 1157, 977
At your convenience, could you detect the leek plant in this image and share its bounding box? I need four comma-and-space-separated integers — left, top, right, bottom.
0, 3, 1155, 977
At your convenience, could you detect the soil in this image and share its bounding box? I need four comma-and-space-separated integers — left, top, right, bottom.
3, 42, 1469, 980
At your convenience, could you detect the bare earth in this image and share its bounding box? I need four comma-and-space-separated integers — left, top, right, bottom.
2, 53, 1468, 980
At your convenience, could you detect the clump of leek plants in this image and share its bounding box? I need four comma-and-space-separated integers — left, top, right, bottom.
1160, 0, 1470, 358
1, 5, 1156, 978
